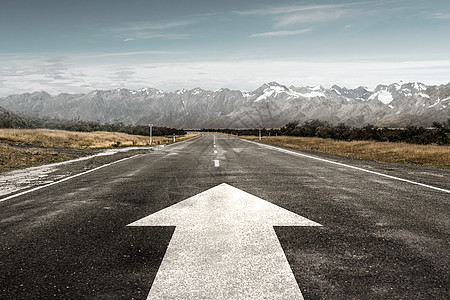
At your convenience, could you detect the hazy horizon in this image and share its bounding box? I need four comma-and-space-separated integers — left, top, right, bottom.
3, 79, 450, 98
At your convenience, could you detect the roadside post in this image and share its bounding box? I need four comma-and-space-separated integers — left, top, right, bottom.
149, 124, 153, 145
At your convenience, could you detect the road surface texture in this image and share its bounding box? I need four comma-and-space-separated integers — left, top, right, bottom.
1, 133, 449, 299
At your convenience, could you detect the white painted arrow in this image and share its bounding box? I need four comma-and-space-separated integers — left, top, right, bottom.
128, 183, 322, 299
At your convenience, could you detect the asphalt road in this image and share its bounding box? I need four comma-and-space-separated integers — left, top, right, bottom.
1, 133, 449, 299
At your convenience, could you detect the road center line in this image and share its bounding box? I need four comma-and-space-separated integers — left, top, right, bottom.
214, 150, 218, 154
0, 154, 142, 203
214, 160, 220, 167
242, 139, 450, 194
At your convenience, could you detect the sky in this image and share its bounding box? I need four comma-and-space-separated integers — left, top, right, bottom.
1, 0, 449, 96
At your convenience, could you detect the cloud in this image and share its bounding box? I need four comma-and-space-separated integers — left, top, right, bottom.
109, 70, 136, 82
117, 20, 192, 32
2, 56, 450, 97
82, 51, 185, 58
122, 32, 189, 41
250, 29, 311, 38
275, 8, 352, 27
431, 12, 450, 19
113, 20, 192, 41
238, 4, 356, 27
45, 57, 68, 63
238, 4, 345, 16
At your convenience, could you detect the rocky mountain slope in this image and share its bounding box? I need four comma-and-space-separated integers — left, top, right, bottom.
0, 82, 449, 128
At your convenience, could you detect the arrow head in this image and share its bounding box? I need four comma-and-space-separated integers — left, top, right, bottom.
128, 183, 322, 228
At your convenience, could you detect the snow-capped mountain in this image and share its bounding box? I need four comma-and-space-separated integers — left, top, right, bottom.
0, 82, 448, 128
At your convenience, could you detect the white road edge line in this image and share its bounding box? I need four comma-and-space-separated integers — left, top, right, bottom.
242, 139, 450, 194
214, 160, 220, 167
0, 154, 142, 203
0, 134, 202, 203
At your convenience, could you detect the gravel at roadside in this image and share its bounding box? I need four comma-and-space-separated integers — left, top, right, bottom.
0, 146, 164, 198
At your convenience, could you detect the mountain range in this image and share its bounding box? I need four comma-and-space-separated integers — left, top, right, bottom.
0, 82, 449, 128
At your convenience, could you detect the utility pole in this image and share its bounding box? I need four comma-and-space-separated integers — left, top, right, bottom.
149, 124, 153, 145
258, 128, 262, 141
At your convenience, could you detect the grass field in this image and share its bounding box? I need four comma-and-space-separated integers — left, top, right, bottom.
0, 128, 195, 148
241, 135, 450, 168
0, 129, 197, 171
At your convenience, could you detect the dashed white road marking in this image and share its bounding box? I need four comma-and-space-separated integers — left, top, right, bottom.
214, 160, 220, 167
128, 183, 321, 299
214, 150, 218, 154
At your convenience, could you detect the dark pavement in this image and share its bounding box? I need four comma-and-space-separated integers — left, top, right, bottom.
1, 133, 449, 299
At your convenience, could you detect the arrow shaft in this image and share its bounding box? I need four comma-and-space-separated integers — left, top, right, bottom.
147, 225, 304, 300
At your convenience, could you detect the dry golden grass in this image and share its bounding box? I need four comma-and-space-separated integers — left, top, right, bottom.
0, 129, 197, 149
0, 144, 71, 171
0, 129, 198, 171
241, 135, 450, 168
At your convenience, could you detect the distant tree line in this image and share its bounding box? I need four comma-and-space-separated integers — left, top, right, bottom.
199, 119, 450, 145
0, 108, 29, 128
197, 128, 281, 136
279, 119, 449, 145
0, 113, 186, 136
